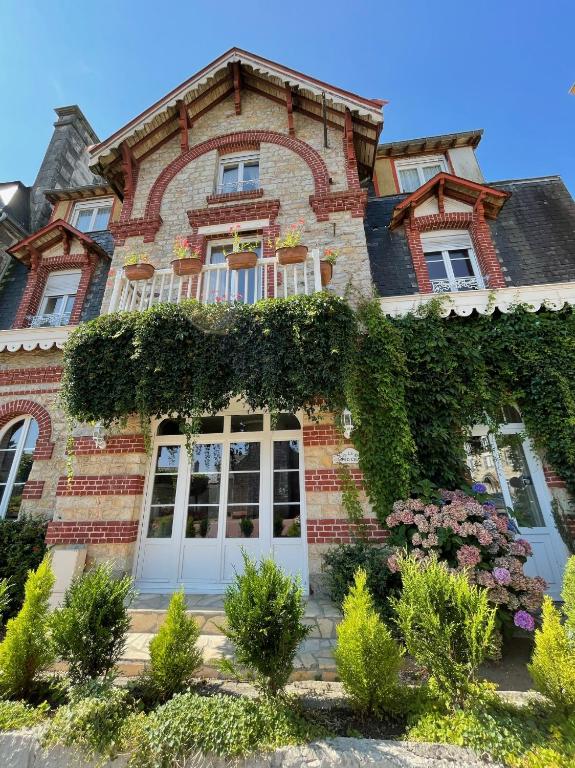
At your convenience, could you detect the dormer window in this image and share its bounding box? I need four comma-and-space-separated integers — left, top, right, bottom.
421, 231, 484, 293
217, 154, 260, 194
30, 270, 81, 327
395, 155, 447, 193
71, 198, 113, 232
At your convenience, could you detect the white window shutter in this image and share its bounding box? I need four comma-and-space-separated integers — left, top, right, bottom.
42, 271, 82, 297
421, 230, 473, 252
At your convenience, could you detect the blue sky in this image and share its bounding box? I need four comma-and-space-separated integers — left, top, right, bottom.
1, 0, 573, 192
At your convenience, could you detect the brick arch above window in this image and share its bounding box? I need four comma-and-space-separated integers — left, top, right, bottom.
404, 205, 507, 294
0, 400, 54, 459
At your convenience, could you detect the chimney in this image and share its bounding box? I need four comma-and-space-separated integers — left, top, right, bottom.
30, 106, 100, 231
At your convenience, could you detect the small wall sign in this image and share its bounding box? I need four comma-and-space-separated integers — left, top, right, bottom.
332, 447, 360, 465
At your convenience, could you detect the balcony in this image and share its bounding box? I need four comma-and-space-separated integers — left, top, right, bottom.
108, 249, 323, 314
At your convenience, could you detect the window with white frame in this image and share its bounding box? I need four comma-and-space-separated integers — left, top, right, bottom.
395, 155, 447, 193
71, 198, 113, 232
217, 154, 260, 194
31, 270, 82, 327
202, 239, 262, 304
0, 417, 39, 519
421, 231, 484, 293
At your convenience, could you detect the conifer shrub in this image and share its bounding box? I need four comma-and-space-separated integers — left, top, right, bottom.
0, 556, 55, 700
145, 590, 202, 702
334, 568, 403, 716
392, 555, 496, 709
528, 595, 575, 716
222, 553, 310, 695
561, 554, 575, 641
51, 563, 134, 683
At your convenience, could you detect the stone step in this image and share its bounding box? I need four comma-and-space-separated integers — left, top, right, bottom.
119, 632, 337, 681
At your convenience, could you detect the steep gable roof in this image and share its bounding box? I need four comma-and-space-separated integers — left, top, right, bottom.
89, 48, 385, 192
389, 172, 510, 229
7, 219, 110, 264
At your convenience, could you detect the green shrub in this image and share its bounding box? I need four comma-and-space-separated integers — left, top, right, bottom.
0, 699, 49, 730
0, 516, 47, 618
145, 590, 202, 702
334, 568, 403, 716
0, 578, 10, 627
528, 596, 575, 716
0, 556, 55, 700
322, 541, 401, 617
561, 554, 575, 642
51, 563, 135, 683
42, 684, 135, 759
132, 692, 326, 766
407, 695, 575, 768
222, 553, 310, 695
392, 555, 495, 709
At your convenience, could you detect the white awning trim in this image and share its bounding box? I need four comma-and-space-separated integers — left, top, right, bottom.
0, 326, 71, 353
379, 282, 575, 318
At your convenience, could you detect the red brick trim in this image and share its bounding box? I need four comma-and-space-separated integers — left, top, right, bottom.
544, 466, 567, 489
188, 199, 280, 230
46, 520, 139, 545
309, 190, 367, 222
109, 216, 163, 246
305, 468, 363, 492
22, 480, 45, 500
206, 188, 264, 205
146, 131, 329, 223
12, 253, 99, 329
307, 518, 388, 544
71, 435, 146, 455
0, 367, 63, 386
0, 400, 53, 459
303, 424, 350, 447
56, 475, 145, 496
405, 206, 506, 293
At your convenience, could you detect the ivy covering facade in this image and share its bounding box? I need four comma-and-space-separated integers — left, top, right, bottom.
62, 295, 575, 525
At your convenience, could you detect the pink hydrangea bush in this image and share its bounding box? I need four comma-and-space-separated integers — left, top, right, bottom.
386, 488, 545, 630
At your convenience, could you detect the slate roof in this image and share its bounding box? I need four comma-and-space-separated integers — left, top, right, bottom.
365, 176, 575, 296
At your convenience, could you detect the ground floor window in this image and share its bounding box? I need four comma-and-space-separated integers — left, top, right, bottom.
0, 416, 39, 519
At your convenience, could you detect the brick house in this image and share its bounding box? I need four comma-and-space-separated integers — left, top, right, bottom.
0, 49, 573, 601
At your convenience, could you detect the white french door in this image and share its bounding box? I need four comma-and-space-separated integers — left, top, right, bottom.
135, 411, 308, 593
468, 422, 569, 599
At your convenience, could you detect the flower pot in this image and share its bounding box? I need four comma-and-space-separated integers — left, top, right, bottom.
124, 263, 155, 281
227, 250, 258, 270
276, 245, 308, 265
320, 261, 333, 286
171, 257, 202, 277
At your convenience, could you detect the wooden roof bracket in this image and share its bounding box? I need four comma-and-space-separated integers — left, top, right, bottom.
285, 84, 295, 137
233, 61, 241, 115
178, 100, 190, 153
120, 142, 136, 200
438, 179, 445, 215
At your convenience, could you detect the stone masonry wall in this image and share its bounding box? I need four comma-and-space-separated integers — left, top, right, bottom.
103, 89, 373, 310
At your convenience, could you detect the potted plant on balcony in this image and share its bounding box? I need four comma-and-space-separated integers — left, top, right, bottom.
171, 236, 202, 277
320, 248, 339, 286
224, 225, 258, 270
123, 253, 155, 281
271, 219, 308, 265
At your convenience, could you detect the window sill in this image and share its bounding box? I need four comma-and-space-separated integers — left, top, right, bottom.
206, 188, 264, 205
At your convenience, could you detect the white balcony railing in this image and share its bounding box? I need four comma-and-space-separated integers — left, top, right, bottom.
431, 275, 485, 293
215, 180, 261, 195
108, 249, 323, 314
28, 312, 72, 328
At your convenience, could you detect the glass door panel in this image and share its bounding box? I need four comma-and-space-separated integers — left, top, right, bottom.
273, 439, 301, 538
226, 441, 260, 538
494, 434, 544, 527
185, 443, 222, 539
147, 445, 180, 538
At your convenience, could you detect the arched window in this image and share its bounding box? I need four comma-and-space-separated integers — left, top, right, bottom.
0, 417, 39, 519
